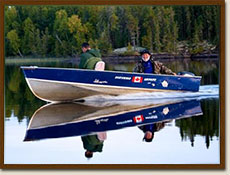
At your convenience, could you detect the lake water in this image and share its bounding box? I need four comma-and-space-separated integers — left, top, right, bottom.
4, 59, 220, 164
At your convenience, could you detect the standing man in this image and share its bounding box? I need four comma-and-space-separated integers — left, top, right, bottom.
134, 49, 176, 75
79, 42, 105, 71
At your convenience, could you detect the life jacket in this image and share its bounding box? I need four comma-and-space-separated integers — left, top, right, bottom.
83, 57, 102, 69
80, 49, 102, 69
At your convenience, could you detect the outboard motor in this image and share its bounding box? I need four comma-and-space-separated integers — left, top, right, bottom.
177, 71, 195, 77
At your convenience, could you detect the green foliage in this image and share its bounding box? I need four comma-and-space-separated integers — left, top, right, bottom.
68, 14, 88, 53
98, 30, 112, 55
5, 6, 19, 32
41, 27, 51, 57
125, 7, 138, 46
22, 17, 35, 55
6, 30, 21, 56
141, 34, 151, 51
5, 6, 220, 57
54, 10, 69, 37
88, 38, 99, 49
127, 42, 132, 51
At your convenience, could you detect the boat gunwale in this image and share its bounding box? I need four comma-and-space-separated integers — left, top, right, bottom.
20, 66, 202, 79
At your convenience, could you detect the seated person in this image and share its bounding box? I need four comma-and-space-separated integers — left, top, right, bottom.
79, 42, 105, 70
81, 132, 107, 158
139, 122, 167, 142
134, 49, 176, 75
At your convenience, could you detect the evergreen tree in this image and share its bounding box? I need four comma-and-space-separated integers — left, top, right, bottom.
98, 29, 112, 55
185, 6, 192, 40
41, 27, 51, 57
153, 8, 161, 52
22, 17, 35, 55
34, 28, 42, 56
115, 7, 129, 48
142, 7, 154, 52
160, 7, 178, 52
125, 7, 139, 49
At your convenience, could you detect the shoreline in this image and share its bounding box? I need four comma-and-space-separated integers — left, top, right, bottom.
5, 53, 219, 65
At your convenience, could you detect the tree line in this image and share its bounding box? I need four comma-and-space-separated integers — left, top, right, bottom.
5, 5, 220, 57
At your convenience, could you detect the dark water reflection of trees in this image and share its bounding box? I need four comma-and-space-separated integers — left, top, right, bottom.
5, 62, 71, 122
176, 99, 219, 149
5, 66, 45, 122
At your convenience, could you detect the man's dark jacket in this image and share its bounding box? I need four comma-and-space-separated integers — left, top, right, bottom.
133, 56, 175, 75
79, 49, 102, 69
81, 135, 103, 152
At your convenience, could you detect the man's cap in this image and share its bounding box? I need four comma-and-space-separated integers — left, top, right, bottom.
81, 42, 90, 48
140, 49, 151, 56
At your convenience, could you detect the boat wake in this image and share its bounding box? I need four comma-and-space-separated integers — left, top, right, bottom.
83, 85, 219, 106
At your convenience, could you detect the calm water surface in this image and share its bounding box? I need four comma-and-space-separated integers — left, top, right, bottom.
4, 59, 219, 164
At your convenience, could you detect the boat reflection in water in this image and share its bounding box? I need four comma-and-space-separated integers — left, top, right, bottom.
24, 99, 203, 142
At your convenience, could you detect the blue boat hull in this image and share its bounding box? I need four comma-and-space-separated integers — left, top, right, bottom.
21, 66, 201, 102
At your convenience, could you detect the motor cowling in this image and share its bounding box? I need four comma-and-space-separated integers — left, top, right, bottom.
177, 71, 195, 77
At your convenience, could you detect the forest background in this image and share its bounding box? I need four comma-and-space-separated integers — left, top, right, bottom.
5, 5, 220, 58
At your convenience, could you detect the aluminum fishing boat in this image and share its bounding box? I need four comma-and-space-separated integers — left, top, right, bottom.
21, 66, 201, 102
